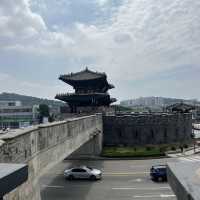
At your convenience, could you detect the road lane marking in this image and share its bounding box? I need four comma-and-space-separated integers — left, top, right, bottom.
129, 178, 143, 182
133, 194, 176, 198
42, 184, 99, 188
160, 194, 176, 198
103, 172, 149, 175
42, 185, 64, 188
112, 186, 171, 190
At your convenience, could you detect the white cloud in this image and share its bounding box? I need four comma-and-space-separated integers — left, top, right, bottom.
0, 73, 12, 81
0, 0, 46, 39
0, 72, 72, 99
95, 0, 200, 80
0, 0, 75, 55
0, 0, 200, 100
96, 0, 109, 6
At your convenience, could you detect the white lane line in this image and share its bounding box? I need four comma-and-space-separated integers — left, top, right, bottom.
42, 185, 64, 188
160, 194, 176, 198
112, 186, 170, 190
103, 172, 149, 175
128, 178, 143, 182
133, 194, 175, 198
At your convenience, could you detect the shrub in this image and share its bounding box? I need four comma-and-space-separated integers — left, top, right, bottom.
159, 146, 167, 153
145, 146, 150, 151
146, 146, 154, 151
171, 146, 176, 151
183, 144, 188, 149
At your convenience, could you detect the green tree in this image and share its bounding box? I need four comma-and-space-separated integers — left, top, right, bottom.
38, 104, 50, 123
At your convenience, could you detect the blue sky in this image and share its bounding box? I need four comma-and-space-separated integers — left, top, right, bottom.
0, 0, 200, 101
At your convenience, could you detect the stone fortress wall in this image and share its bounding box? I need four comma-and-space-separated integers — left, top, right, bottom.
103, 113, 192, 146
0, 114, 103, 200
0, 111, 193, 199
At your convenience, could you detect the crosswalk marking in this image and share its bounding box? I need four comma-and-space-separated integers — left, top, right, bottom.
178, 156, 200, 162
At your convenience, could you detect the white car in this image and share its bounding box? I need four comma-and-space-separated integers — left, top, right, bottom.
64, 166, 102, 180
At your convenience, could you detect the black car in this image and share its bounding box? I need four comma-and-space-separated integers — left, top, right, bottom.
150, 165, 167, 182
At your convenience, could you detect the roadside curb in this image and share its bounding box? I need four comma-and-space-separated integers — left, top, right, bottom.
65, 155, 169, 161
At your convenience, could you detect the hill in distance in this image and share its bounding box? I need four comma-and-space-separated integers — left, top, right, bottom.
0, 92, 65, 107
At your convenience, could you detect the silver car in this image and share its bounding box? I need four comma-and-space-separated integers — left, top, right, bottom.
64, 166, 102, 180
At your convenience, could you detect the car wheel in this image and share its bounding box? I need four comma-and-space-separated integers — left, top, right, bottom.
90, 175, 96, 181
158, 177, 163, 182
68, 175, 74, 181
153, 177, 158, 182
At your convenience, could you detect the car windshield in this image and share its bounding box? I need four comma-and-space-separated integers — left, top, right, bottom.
159, 168, 166, 172
86, 166, 93, 170
153, 165, 166, 169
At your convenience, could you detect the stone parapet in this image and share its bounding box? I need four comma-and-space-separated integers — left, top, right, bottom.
0, 114, 103, 200
167, 162, 200, 200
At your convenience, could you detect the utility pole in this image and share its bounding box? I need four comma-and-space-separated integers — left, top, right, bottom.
192, 128, 196, 153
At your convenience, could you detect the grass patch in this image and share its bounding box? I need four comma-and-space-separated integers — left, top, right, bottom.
101, 146, 166, 157
101, 143, 192, 158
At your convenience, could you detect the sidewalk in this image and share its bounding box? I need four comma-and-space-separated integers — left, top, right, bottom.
166, 146, 200, 158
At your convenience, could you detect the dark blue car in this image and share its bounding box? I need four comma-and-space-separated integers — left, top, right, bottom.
150, 165, 167, 182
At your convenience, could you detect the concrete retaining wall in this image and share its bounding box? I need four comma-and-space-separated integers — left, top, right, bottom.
0, 114, 103, 200
167, 162, 198, 200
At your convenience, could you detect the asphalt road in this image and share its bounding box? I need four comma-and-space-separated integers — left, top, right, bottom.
40, 158, 177, 200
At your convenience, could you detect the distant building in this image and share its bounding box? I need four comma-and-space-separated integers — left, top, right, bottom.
0, 101, 22, 107
120, 97, 199, 108
0, 101, 39, 129
121, 97, 165, 107
166, 103, 195, 113
192, 107, 200, 121
55, 68, 116, 113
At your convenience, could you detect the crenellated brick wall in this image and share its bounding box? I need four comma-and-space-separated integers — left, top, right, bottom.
103, 113, 192, 146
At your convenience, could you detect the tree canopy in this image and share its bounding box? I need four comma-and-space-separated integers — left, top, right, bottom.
39, 104, 50, 117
